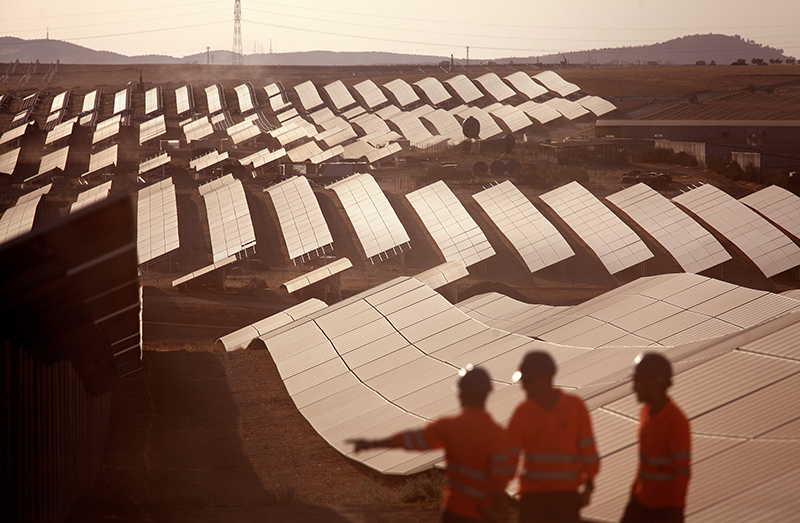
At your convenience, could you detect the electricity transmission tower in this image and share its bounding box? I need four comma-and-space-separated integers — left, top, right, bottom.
232, 0, 243, 65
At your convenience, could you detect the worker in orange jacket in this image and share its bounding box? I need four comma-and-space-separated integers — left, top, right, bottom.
507, 351, 599, 523
621, 352, 691, 523
348, 366, 514, 523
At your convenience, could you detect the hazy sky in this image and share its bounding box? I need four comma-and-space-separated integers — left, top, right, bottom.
2, 0, 799, 60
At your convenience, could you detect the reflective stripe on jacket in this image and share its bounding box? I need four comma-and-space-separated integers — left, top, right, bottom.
390, 407, 513, 520
508, 392, 600, 493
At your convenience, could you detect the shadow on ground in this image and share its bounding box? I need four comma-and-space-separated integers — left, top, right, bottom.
66, 350, 352, 522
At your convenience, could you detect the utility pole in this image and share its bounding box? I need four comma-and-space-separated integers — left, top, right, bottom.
232, 0, 243, 65
466, 46, 469, 72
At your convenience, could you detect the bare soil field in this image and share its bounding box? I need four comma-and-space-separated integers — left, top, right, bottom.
2, 63, 797, 521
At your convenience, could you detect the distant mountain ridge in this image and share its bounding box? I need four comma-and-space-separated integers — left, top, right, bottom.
527, 34, 794, 66
0, 34, 794, 66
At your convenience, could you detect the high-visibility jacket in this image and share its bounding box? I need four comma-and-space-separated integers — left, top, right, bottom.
390, 406, 514, 520
631, 398, 691, 508
508, 391, 599, 493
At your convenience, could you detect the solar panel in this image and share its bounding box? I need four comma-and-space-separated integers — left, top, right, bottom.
70, 180, 112, 214
443, 75, 484, 104
450, 106, 503, 140
36, 147, 70, 177
673, 184, 800, 277
144, 86, 161, 116
414, 261, 470, 290
382, 79, 420, 108
265, 84, 292, 113
407, 180, 495, 267
11, 109, 30, 126
218, 298, 330, 352
138, 152, 171, 175
575, 95, 617, 117
50, 91, 68, 113
504, 71, 548, 99
484, 103, 532, 133
81, 89, 100, 114
532, 71, 580, 97
84, 144, 118, 177
175, 85, 192, 115
0, 147, 20, 175
182, 116, 214, 142
293, 80, 325, 112
352, 79, 389, 109
413, 77, 452, 106
540, 181, 653, 274
516, 100, 562, 125
419, 109, 464, 144
204, 84, 224, 114
282, 258, 353, 293
138, 114, 166, 145
323, 80, 357, 111
189, 150, 229, 172
265, 176, 334, 263
113, 88, 129, 115
0, 122, 32, 146
199, 174, 256, 262
240, 147, 287, 168
607, 183, 731, 273
543, 98, 590, 120
473, 73, 516, 102
226, 119, 261, 144
171, 255, 237, 287
315, 125, 358, 148
308, 145, 345, 165
234, 83, 255, 113
327, 173, 411, 262
473, 180, 574, 272
0, 184, 52, 244
136, 177, 180, 265
740, 185, 800, 242
384, 111, 448, 149
93, 115, 121, 144
44, 118, 76, 145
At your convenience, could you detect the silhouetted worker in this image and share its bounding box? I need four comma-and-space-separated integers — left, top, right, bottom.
621, 352, 690, 523
508, 351, 599, 523
348, 366, 513, 523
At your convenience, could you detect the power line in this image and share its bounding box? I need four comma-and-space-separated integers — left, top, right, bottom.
250, 1, 800, 33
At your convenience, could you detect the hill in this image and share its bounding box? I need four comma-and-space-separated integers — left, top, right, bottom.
0, 34, 795, 67
524, 34, 793, 66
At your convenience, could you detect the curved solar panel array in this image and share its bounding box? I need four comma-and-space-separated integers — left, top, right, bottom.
607, 183, 730, 273
406, 180, 495, 268
282, 257, 353, 294
541, 181, 653, 274
136, 178, 179, 265
458, 272, 800, 347
0, 183, 52, 244
199, 174, 256, 263
327, 173, 410, 263
265, 176, 333, 264
473, 180, 574, 273
70, 180, 112, 214
673, 183, 800, 278
740, 185, 800, 241
0, 147, 21, 175
233, 273, 800, 520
